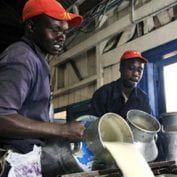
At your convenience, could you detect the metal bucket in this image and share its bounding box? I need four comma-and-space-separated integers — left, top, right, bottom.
160, 112, 177, 131
72, 113, 134, 171
158, 112, 177, 163
127, 109, 161, 162
159, 130, 177, 163
84, 113, 134, 166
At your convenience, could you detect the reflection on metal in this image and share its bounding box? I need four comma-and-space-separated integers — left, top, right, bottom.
127, 109, 161, 162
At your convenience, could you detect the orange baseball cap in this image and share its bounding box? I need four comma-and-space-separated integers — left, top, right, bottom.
120, 50, 148, 63
22, 0, 83, 26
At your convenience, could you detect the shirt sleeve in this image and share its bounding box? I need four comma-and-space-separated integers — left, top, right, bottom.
0, 59, 34, 115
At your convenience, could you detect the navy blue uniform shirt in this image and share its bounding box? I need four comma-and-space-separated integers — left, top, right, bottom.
90, 79, 152, 119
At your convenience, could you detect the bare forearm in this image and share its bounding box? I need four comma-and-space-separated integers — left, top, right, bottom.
0, 114, 85, 140
0, 114, 62, 138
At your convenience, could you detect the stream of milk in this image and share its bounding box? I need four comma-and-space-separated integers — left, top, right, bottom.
103, 142, 155, 177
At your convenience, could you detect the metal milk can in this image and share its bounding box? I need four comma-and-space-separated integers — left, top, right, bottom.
127, 109, 161, 162
158, 112, 177, 163
72, 113, 134, 171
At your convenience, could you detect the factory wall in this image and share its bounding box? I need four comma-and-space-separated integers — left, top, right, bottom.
50, 0, 177, 111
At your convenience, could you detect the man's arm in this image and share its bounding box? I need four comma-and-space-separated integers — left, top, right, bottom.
0, 114, 85, 140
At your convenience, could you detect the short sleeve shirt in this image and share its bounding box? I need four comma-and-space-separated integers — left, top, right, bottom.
0, 37, 51, 121
0, 37, 51, 152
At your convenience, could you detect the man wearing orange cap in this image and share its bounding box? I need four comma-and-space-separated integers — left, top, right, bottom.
91, 50, 152, 119
0, 0, 85, 176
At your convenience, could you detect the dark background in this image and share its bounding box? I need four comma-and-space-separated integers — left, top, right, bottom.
0, 0, 102, 53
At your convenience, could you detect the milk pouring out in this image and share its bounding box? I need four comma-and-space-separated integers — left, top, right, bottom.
103, 142, 155, 177
77, 112, 155, 176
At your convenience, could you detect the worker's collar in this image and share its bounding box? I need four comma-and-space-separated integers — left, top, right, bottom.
113, 79, 138, 100
21, 36, 47, 59
20, 36, 50, 77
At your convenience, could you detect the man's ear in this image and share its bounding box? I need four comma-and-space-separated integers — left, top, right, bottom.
26, 20, 35, 33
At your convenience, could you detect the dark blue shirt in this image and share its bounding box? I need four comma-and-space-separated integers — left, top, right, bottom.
90, 79, 152, 119
0, 37, 51, 152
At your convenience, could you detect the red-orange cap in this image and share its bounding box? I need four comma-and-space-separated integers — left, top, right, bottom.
22, 0, 83, 26
120, 50, 148, 63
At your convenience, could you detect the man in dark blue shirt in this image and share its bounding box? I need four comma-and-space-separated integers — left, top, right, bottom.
91, 50, 152, 119
0, 0, 85, 153
0, 0, 86, 176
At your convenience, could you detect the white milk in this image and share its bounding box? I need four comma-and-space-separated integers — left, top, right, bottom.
103, 142, 155, 177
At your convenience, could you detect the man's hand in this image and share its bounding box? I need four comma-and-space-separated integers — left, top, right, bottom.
61, 121, 86, 140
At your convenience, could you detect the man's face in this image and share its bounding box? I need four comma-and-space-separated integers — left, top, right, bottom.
120, 59, 144, 89
31, 15, 68, 55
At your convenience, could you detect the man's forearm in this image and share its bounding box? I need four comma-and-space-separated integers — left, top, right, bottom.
0, 114, 85, 140
0, 114, 62, 138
